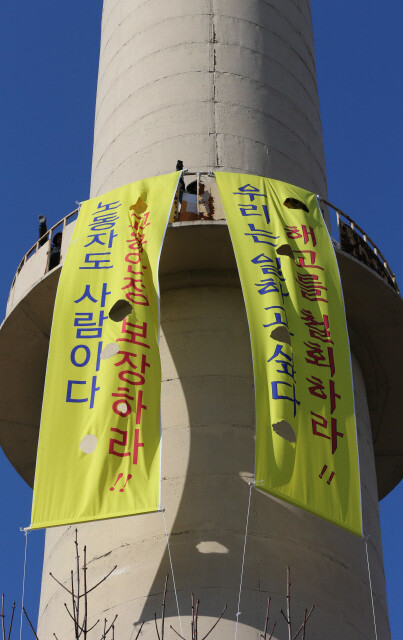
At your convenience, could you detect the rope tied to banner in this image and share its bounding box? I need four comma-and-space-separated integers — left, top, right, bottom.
363, 535, 378, 640
234, 480, 261, 640
162, 508, 183, 637
18, 529, 29, 640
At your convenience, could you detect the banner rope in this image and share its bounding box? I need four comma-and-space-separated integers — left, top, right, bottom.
162, 508, 183, 637
364, 535, 378, 640
234, 481, 254, 640
19, 529, 29, 640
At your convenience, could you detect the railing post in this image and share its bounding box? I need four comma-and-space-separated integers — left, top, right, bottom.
45, 230, 52, 274
196, 172, 200, 219
336, 210, 341, 243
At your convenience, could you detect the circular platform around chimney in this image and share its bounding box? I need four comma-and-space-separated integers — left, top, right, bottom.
0, 220, 401, 499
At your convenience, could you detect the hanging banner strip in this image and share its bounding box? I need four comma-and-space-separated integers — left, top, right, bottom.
30, 172, 181, 529
216, 172, 362, 537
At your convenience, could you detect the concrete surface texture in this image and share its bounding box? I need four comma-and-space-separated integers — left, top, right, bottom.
32, 1, 391, 638
90, 0, 327, 198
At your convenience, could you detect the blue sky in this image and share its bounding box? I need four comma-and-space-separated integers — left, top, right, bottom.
0, 1, 401, 638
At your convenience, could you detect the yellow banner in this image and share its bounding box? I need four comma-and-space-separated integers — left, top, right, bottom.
31, 172, 180, 529
216, 172, 362, 536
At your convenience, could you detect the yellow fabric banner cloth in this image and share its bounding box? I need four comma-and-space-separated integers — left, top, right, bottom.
31, 172, 180, 529
216, 172, 362, 537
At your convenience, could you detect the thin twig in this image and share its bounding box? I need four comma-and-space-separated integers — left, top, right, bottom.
75, 530, 80, 633
268, 622, 276, 640
261, 595, 271, 640
64, 603, 77, 626
23, 607, 40, 640
134, 620, 145, 640
292, 605, 315, 640
280, 609, 289, 624
103, 615, 118, 638
302, 606, 314, 640
85, 620, 100, 634
1, 593, 6, 640
194, 599, 199, 640
53, 634, 59, 640
199, 604, 227, 640
64, 603, 99, 636
71, 570, 79, 639
49, 572, 72, 596
154, 613, 161, 640
301, 609, 307, 640
161, 574, 169, 640
83, 545, 88, 640
62, 612, 98, 636
80, 566, 117, 598
286, 566, 292, 640
7, 602, 15, 640
169, 625, 187, 640
191, 593, 195, 640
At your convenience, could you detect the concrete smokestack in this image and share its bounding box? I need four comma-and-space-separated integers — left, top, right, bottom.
90, 1, 327, 197
2, 2, 391, 638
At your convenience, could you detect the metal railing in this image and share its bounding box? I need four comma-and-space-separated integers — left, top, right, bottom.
8, 176, 399, 297
319, 198, 399, 294
11, 208, 79, 288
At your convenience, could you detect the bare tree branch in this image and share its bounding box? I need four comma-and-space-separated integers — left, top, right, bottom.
280, 609, 289, 624
171, 596, 226, 640
302, 606, 314, 640
194, 599, 199, 640
63, 599, 100, 637
86, 619, 100, 634
64, 603, 77, 626
292, 604, 315, 640
23, 607, 40, 640
199, 604, 227, 640
169, 625, 187, 640
134, 620, 145, 640
261, 595, 271, 640
154, 612, 161, 640
75, 530, 80, 632
7, 602, 15, 640
49, 572, 72, 595
80, 566, 117, 598
1, 593, 6, 640
103, 615, 118, 638
191, 593, 195, 640
83, 546, 88, 640
71, 570, 79, 639
161, 574, 169, 640
286, 566, 292, 640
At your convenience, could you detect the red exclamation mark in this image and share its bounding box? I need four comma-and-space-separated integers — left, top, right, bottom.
319, 465, 327, 479
120, 474, 132, 492
327, 472, 335, 485
110, 473, 123, 491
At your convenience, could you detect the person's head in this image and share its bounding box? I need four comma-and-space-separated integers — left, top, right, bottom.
53, 232, 62, 247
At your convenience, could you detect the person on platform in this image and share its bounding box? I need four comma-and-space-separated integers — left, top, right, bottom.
38, 215, 62, 270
